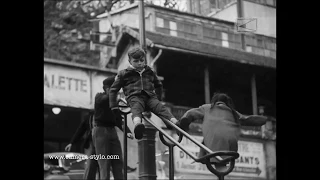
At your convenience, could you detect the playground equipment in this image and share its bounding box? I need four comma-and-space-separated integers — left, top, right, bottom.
118, 98, 239, 180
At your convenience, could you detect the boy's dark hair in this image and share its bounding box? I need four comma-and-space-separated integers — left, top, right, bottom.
128, 47, 145, 60
210, 92, 235, 110
103, 76, 115, 90
211, 92, 239, 123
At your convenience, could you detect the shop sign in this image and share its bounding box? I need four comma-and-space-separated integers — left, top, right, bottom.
174, 135, 266, 178
44, 63, 91, 108
232, 140, 266, 178
174, 135, 209, 174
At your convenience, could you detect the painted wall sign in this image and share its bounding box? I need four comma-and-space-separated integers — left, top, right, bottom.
44, 63, 91, 108
232, 140, 266, 178
173, 135, 266, 178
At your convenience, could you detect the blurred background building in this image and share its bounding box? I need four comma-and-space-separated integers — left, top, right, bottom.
44, 0, 276, 179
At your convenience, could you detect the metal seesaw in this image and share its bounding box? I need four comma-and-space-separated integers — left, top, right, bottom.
118, 98, 239, 180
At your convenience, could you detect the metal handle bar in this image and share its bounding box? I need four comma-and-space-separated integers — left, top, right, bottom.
206, 159, 236, 179
143, 117, 239, 178
158, 131, 182, 180
118, 99, 131, 116
117, 99, 130, 180
164, 119, 225, 162
159, 130, 183, 146
197, 151, 239, 164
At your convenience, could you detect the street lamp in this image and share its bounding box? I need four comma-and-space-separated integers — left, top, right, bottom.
52, 107, 61, 115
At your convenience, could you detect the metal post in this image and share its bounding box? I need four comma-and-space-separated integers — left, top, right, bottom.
123, 115, 127, 180
159, 130, 183, 180
138, 1, 157, 179
168, 145, 174, 180
204, 66, 210, 104
138, 122, 157, 180
251, 74, 258, 115
139, 0, 146, 51
237, 0, 246, 50
219, 175, 224, 180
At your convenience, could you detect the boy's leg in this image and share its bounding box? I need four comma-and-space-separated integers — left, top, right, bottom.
92, 126, 112, 180
146, 96, 178, 126
127, 95, 146, 139
110, 128, 124, 179
83, 142, 98, 180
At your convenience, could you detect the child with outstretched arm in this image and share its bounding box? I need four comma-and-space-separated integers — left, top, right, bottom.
178, 92, 267, 169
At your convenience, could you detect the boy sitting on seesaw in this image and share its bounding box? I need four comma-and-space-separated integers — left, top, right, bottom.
109, 47, 179, 139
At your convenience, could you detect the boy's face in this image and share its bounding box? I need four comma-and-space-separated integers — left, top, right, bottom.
130, 56, 145, 70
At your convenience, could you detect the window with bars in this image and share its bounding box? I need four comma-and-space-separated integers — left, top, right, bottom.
169, 21, 178, 36
246, 45, 252, 52
190, 0, 236, 16
181, 22, 198, 39
155, 17, 170, 35
156, 16, 198, 38
221, 32, 229, 47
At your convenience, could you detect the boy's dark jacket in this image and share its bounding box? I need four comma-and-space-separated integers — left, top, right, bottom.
109, 65, 163, 109
94, 92, 132, 133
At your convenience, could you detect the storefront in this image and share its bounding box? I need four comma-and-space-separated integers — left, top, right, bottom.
44, 58, 117, 153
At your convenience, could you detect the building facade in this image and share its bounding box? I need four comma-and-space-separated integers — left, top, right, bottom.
89, 2, 276, 180
44, 1, 276, 179
44, 58, 117, 153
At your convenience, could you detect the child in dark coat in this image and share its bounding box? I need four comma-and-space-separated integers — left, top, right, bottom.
109, 47, 178, 139
178, 93, 267, 169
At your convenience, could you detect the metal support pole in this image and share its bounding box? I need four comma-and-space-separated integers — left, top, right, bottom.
219, 175, 224, 180
123, 115, 127, 180
138, 122, 157, 180
168, 145, 174, 180
251, 74, 258, 115
204, 66, 210, 104
237, 0, 246, 50
138, 1, 157, 179
159, 132, 180, 180
139, 0, 146, 51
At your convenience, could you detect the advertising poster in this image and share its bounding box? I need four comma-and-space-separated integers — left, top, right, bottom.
174, 135, 266, 178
